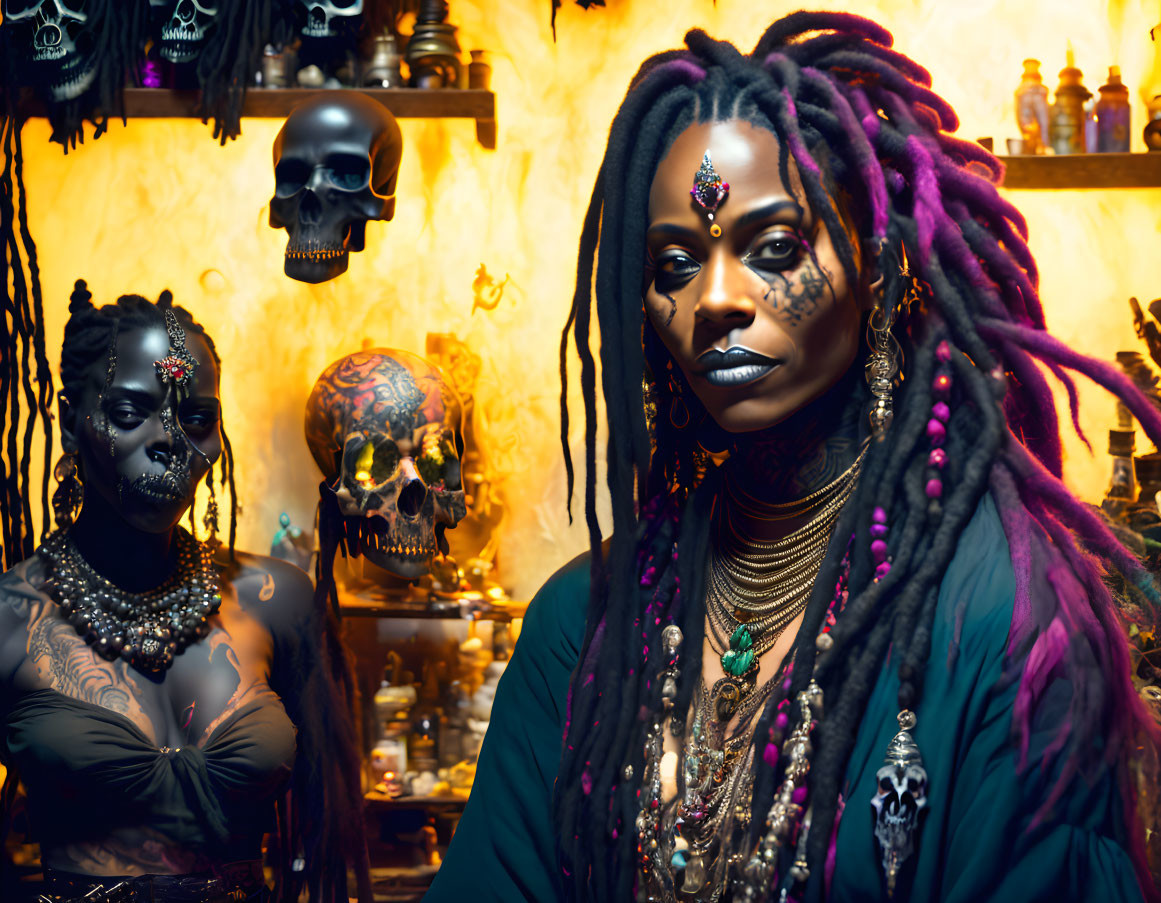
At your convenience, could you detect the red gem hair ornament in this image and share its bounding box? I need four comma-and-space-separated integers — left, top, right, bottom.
154, 309, 198, 394
690, 151, 729, 237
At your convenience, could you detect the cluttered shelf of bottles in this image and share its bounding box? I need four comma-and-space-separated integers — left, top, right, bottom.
998, 56, 1161, 188
350, 601, 519, 900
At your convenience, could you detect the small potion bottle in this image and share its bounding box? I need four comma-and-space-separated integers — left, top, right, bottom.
1015, 59, 1050, 154
1096, 66, 1131, 152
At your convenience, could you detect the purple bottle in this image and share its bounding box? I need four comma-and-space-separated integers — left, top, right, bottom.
1096, 66, 1131, 152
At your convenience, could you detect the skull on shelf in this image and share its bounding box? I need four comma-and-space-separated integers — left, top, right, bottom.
306, 349, 468, 580
269, 93, 402, 284
148, 0, 219, 64
296, 0, 363, 40
2, 0, 97, 101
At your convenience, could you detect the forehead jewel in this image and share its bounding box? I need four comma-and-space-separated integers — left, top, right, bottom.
690, 150, 729, 216
154, 309, 198, 391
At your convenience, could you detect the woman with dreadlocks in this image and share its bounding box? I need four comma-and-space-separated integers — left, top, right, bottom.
0, 282, 371, 903
428, 11, 1160, 903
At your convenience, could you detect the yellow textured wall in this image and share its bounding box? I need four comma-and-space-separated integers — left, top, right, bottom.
16, 0, 1161, 598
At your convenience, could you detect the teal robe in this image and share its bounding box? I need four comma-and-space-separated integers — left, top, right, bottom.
426, 497, 1148, 901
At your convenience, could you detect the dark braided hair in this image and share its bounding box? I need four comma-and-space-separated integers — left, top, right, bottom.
59, 279, 239, 556
556, 13, 1161, 901
196, 1, 293, 144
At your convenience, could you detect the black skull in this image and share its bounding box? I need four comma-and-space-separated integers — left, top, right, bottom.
2, 0, 96, 101
270, 93, 402, 284
148, 0, 219, 64
296, 0, 363, 40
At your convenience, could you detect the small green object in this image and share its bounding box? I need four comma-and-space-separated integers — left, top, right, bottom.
729, 624, 753, 652
721, 648, 754, 677
721, 625, 756, 676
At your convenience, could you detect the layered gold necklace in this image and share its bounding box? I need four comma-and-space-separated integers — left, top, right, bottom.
644, 449, 866, 903
706, 448, 867, 684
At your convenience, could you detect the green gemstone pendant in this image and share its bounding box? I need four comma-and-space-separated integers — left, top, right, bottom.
721, 625, 755, 677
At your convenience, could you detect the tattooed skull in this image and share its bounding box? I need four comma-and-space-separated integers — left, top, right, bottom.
305, 349, 467, 580
270, 93, 402, 284
148, 0, 219, 64
2, 0, 96, 101
871, 730, 928, 891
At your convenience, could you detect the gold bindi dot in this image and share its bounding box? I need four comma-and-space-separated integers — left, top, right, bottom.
710, 223, 722, 238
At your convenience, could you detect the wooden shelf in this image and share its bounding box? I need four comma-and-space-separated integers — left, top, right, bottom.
365, 793, 468, 813
996, 152, 1161, 189
338, 588, 526, 621
20, 87, 497, 149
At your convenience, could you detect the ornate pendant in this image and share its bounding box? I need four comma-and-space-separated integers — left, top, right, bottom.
720, 624, 754, 677
870, 710, 928, 897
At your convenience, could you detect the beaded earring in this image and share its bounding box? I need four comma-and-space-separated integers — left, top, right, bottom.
668, 362, 691, 430
203, 468, 220, 538
51, 452, 83, 530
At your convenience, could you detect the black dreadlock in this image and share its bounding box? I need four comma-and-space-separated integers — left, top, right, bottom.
556, 12, 1160, 902
196, 0, 293, 144
0, 0, 149, 151
59, 279, 239, 555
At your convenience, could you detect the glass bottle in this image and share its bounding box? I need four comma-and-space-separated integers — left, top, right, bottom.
1051, 58, 1092, 154
1015, 59, 1050, 154
1107, 428, 1137, 516
1096, 66, 1131, 152
370, 658, 415, 792
409, 662, 443, 778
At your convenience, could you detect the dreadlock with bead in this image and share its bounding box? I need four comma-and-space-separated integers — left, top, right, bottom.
556, 12, 1160, 902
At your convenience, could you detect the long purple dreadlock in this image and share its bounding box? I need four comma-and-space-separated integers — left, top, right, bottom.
556, 11, 1161, 901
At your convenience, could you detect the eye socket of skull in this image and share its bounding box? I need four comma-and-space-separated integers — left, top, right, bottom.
327, 153, 371, 191
415, 427, 461, 490
274, 158, 310, 197
342, 434, 402, 492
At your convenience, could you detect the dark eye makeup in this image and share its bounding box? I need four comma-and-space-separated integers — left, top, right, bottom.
744, 229, 804, 276
654, 250, 701, 294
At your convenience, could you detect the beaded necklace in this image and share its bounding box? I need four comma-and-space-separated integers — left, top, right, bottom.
39, 527, 222, 673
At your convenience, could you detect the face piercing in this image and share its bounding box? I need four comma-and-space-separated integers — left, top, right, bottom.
690, 151, 729, 239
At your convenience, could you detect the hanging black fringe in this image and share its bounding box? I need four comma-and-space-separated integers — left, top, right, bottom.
0, 0, 149, 152
196, 0, 294, 144
0, 108, 55, 569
